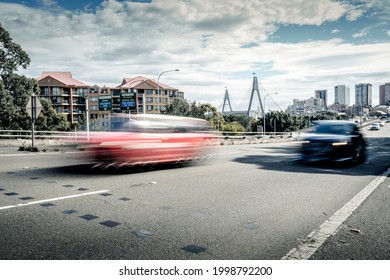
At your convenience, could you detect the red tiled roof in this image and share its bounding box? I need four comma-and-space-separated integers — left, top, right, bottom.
119, 75, 177, 90
37, 72, 89, 87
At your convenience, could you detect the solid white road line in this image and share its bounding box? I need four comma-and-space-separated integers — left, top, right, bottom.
282, 167, 390, 260
0, 151, 85, 157
0, 190, 109, 211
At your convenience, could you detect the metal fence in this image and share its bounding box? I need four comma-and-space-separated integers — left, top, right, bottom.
0, 129, 297, 148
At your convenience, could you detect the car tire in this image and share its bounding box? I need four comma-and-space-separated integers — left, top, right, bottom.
351, 142, 366, 165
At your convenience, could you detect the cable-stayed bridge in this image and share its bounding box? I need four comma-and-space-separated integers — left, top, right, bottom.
220, 74, 281, 118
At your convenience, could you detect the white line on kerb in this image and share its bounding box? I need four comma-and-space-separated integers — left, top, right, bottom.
282, 167, 390, 260
0, 190, 109, 211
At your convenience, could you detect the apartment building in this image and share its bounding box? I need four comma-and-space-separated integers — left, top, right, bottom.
37, 72, 90, 124
37, 72, 182, 125
117, 76, 180, 114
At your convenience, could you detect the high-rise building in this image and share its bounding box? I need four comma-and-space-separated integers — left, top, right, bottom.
334, 85, 350, 106
379, 83, 390, 105
315, 89, 327, 108
355, 83, 372, 107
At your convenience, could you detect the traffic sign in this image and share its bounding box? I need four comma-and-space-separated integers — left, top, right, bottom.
26, 93, 43, 122
120, 93, 136, 110
25, 93, 43, 148
98, 96, 112, 111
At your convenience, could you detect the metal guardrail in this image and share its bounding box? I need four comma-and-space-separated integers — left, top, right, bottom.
0, 130, 74, 139
0, 129, 293, 139
2, 120, 377, 147
0, 130, 93, 148
0, 129, 295, 147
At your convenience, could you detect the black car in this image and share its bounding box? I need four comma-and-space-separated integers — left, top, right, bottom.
300, 121, 366, 165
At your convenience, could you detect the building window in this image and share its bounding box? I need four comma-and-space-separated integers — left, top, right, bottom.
146, 89, 154, 94
147, 105, 153, 111
89, 97, 98, 102
81, 88, 88, 96
40, 87, 49, 95
90, 105, 98, 110
52, 87, 61, 96
146, 97, 153, 102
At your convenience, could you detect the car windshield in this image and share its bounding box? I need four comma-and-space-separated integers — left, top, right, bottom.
109, 114, 212, 133
314, 124, 349, 135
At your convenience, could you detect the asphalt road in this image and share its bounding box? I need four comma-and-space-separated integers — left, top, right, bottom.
0, 123, 390, 260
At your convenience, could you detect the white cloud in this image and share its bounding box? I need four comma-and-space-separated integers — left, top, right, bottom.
345, 7, 364, 21
0, 0, 388, 110
352, 31, 368, 38
332, 29, 340, 34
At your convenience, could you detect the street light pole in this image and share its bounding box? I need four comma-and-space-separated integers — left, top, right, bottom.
85, 95, 89, 140
263, 92, 278, 135
157, 69, 179, 114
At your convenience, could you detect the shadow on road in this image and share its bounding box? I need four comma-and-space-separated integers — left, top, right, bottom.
52, 158, 210, 175
233, 137, 390, 176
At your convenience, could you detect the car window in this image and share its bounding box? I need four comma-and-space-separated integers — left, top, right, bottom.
314, 124, 347, 135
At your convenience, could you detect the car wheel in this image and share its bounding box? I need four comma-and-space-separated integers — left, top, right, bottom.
351, 143, 366, 165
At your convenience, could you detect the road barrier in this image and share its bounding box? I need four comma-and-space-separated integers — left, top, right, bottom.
1, 118, 378, 149
0, 129, 298, 148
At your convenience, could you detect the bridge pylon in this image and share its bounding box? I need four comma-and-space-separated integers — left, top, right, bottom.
247, 74, 264, 117
221, 87, 233, 114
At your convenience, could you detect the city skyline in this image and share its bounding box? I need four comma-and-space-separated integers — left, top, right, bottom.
0, 0, 389, 111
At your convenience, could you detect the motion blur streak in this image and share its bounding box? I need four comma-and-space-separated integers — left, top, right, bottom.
79, 114, 217, 168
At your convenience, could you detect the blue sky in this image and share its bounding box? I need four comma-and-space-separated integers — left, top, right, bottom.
0, 0, 389, 111
4, 0, 151, 11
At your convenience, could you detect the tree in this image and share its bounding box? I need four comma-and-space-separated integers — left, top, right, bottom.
164, 98, 191, 116
164, 98, 226, 130
0, 80, 16, 129
2, 73, 38, 130
221, 121, 245, 133
89, 115, 108, 131
223, 114, 254, 131
35, 99, 70, 131
0, 22, 30, 77
0, 23, 69, 131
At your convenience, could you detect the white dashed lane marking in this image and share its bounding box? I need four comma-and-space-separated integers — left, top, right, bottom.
0, 190, 109, 211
